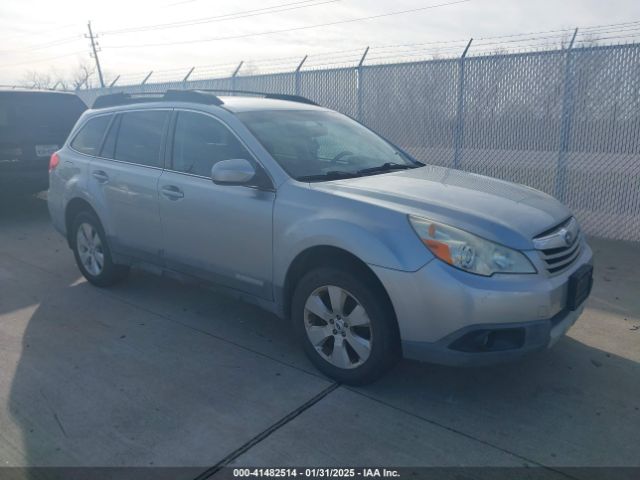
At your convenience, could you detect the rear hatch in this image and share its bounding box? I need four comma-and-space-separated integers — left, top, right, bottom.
0, 91, 86, 174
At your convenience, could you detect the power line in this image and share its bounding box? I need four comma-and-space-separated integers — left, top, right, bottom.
359, 19, 640, 53
101, 0, 342, 35
1, 51, 85, 68
0, 34, 83, 55
102, 0, 472, 49
8, 16, 640, 75
0, 23, 77, 42
303, 20, 640, 56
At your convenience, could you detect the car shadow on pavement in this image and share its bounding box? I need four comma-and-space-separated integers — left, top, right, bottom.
2, 194, 640, 470
6, 270, 640, 470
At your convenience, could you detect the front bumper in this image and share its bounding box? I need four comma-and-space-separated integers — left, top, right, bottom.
371, 242, 593, 366
401, 304, 584, 366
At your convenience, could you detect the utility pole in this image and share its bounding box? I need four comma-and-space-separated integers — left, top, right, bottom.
86, 21, 105, 88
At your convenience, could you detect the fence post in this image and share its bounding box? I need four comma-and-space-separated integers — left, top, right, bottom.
453, 38, 473, 169
109, 75, 120, 88
182, 67, 195, 88
231, 61, 244, 93
555, 28, 579, 202
356, 46, 369, 122
141, 71, 153, 86
295, 55, 308, 95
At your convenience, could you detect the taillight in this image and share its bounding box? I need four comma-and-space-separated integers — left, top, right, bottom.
49, 152, 60, 172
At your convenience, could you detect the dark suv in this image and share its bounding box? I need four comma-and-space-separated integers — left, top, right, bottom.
0, 89, 86, 195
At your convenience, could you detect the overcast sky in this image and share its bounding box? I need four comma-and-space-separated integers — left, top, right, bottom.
1, 0, 640, 86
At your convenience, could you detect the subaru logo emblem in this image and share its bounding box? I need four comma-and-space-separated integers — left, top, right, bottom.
563, 230, 573, 245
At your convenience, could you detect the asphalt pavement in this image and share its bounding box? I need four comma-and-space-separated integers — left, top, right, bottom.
0, 195, 638, 478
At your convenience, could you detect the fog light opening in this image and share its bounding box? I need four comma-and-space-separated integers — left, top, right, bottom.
449, 327, 525, 353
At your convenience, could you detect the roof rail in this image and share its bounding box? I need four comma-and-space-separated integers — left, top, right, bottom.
92, 89, 318, 109
194, 89, 319, 106
92, 90, 223, 109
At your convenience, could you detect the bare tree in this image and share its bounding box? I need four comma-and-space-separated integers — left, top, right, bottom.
70, 62, 96, 90
21, 61, 97, 91
22, 70, 54, 89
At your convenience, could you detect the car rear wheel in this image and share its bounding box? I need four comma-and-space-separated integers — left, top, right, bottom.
71, 211, 129, 287
292, 266, 399, 385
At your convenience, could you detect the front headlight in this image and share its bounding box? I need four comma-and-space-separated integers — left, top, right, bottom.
409, 215, 536, 276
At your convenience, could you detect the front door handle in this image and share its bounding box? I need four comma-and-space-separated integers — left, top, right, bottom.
161, 185, 184, 200
92, 170, 109, 183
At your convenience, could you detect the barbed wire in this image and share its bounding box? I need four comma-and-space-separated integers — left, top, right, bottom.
102, 26, 640, 86
107, 21, 640, 76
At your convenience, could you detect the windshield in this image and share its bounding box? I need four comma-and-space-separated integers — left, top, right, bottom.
237, 110, 421, 181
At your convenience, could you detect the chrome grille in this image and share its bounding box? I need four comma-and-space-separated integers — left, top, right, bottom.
533, 218, 582, 275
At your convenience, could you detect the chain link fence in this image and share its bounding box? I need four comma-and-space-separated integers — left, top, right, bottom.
78, 42, 640, 242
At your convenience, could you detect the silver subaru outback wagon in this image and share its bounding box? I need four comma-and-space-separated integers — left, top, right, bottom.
48, 90, 593, 384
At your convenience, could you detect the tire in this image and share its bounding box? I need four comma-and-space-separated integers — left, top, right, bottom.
71, 210, 129, 287
292, 266, 400, 385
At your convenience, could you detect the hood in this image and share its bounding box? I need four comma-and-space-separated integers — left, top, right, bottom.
310, 165, 571, 250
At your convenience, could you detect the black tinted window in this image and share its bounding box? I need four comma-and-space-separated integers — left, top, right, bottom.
172, 111, 250, 176
0, 93, 86, 139
115, 110, 169, 167
70, 115, 111, 156
100, 115, 120, 159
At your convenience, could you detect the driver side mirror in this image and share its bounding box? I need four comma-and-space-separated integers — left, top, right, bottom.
211, 159, 256, 186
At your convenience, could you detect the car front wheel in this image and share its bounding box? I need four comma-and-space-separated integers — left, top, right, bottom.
292, 266, 399, 385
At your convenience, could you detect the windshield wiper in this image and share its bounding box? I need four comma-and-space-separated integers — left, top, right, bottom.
356, 162, 416, 176
297, 170, 361, 182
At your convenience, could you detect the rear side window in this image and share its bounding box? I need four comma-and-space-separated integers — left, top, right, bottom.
70, 115, 111, 156
172, 111, 251, 177
114, 110, 169, 167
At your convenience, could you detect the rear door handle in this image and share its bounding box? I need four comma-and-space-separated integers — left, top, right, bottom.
92, 170, 109, 183
161, 185, 184, 200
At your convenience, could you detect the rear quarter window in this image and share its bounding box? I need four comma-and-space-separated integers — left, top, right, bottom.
70, 115, 112, 156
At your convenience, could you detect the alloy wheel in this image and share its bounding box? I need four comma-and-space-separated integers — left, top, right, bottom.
76, 222, 104, 276
303, 285, 372, 369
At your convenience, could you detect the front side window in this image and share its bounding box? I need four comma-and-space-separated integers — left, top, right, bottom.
114, 110, 169, 167
172, 111, 251, 177
237, 110, 420, 181
70, 115, 111, 156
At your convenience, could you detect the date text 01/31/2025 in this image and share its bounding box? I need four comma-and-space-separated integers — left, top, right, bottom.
232, 468, 400, 478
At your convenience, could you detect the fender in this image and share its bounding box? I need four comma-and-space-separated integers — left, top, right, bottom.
272, 181, 434, 294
